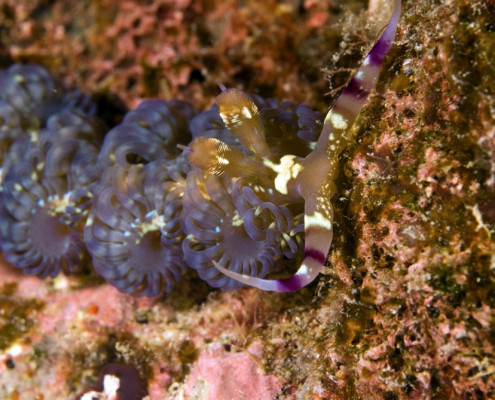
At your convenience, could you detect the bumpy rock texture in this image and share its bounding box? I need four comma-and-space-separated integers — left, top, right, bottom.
0, 0, 494, 399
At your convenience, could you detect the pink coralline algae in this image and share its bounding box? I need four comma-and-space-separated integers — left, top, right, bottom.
1, 0, 495, 399
182, 343, 282, 400
0, 0, 339, 109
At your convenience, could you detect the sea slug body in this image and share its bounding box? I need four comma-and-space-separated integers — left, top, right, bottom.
197, 0, 402, 292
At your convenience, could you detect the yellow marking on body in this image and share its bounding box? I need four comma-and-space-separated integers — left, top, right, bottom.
305, 212, 332, 231
324, 110, 348, 130
264, 155, 303, 195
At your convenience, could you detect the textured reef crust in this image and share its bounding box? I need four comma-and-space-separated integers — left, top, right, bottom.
1, 0, 495, 399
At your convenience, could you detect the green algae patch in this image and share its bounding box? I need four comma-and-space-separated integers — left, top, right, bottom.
177, 339, 199, 379
0, 282, 44, 351
335, 299, 376, 349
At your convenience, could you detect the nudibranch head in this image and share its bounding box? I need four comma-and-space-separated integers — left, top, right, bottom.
182, 89, 323, 290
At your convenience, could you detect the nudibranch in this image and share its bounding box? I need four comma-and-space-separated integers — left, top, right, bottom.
181, 94, 318, 290
185, 0, 401, 292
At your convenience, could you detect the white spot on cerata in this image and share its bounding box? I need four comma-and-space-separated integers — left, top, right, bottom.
217, 156, 229, 165
305, 212, 332, 231
221, 112, 241, 126
241, 106, 253, 119
324, 110, 348, 130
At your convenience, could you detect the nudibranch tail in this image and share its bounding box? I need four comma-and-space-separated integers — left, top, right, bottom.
213, 236, 331, 292
314, 0, 401, 158
213, 0, 401, 292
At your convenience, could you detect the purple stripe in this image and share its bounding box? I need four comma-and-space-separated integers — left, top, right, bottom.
304, 248, 327, 265
342, 77, 370, 100
368, 38, 391, 65
276, 275, 303, 292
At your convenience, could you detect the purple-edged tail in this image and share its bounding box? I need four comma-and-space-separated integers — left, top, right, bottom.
214, 246, 328, 292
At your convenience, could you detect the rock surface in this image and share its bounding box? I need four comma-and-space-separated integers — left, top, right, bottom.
0, 0, 494, 399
